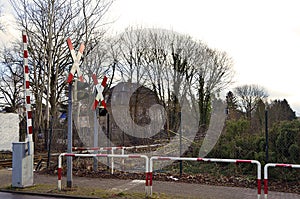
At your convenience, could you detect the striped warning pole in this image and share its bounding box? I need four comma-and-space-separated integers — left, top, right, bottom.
22, 30, 34, 155
264, 163, 300, 199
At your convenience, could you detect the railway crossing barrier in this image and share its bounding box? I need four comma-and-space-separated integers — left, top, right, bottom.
264, 163, 300, 199
149, 157, 262, 199
57, 153, 150, 196
57, 151, 300, 198
22, 30, 34, 152
72, 144, 162, 174
72, 146, 124, 174
12, 30, 34, 188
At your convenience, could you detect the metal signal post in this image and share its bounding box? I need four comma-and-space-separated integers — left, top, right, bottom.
66, 38, 85, 188
92, 74, 108, 171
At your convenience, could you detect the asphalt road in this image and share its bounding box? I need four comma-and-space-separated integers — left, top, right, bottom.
0, 192, 61, 199
1, 169, 300, 199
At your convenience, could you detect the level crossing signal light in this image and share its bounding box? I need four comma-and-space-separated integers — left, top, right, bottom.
98, 106, 108, 116
92, 74, 108, 116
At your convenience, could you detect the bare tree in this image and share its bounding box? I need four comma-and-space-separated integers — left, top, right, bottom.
0, 4, 4, 31
0, 45, 23, 112
191, 48, 234, 126
9, 0, 114, 137
84, 36, 117, 88
111, 27, 234, 133
115, 27, 149, 84
143, 29, 170, 106
234, 84, 268, 119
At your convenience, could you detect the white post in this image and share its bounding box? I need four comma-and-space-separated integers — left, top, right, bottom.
121, 148, 125, 170
111, 149, 114, 174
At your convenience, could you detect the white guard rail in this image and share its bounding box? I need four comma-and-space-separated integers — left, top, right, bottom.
150, 157, 261, 199
58, 153, 150, 196
264, 163, 300, 199
72, 144, 162, 174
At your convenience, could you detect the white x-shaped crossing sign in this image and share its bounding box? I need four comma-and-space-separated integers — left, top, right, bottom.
92, 74, 108, 110
66, 38, 85, 83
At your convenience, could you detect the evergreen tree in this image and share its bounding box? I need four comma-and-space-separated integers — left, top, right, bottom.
269, 99, 296, 127
225, 91, 240, 120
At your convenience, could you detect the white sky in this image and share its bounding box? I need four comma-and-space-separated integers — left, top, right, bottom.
106, 0, 300, 115
1, 0, 300, 115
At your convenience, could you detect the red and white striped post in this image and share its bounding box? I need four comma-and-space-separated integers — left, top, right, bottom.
149, 157, 261, 199
264, 163, 300, 199
57, 153, 150, 196
22, 30, 34, 155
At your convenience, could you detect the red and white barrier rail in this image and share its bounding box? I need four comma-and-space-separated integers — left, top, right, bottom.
264, 163, 300, 199
150, 157, 261, 199
22, 30, 34, 155
22, 31, 33, 141
72, 144, 162, 174
72, 146, 124, 174
57, 153, 150, 195
72, 144, 162, 153
123, 144, 163, 151
72, 146, 123, 151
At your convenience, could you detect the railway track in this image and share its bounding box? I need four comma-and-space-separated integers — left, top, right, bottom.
0, 144, 162, 169
0, 152, 59, 169
0, 159, 12, 168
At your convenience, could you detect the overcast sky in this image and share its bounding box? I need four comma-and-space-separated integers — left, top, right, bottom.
1, 0, 300, 115
107, 0, 300, 115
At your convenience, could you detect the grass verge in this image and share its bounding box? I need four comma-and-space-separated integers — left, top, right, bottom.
1, 184, 192, 199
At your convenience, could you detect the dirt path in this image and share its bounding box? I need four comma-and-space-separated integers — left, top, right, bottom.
1, 169, 300, 199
